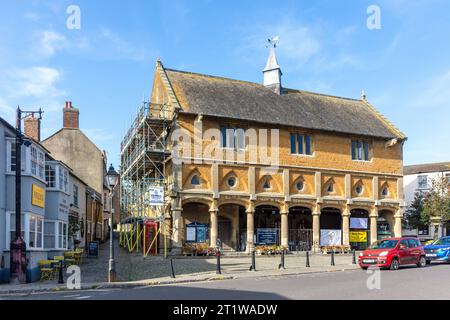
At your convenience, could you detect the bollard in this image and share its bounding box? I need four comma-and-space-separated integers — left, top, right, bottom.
169, 258, 176, 278
249, 250, 256, 272
58, 260, 64, 284
331, 250, 335, 266
352, 250, 357, 264
278, 250, 285, 270
216, 250, 221, 275
306, 251, 310, 267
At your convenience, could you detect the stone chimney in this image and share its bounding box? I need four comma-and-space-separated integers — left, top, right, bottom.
63, 101, 79, 129
263, 37, 282, 95
24, 114, 41, 141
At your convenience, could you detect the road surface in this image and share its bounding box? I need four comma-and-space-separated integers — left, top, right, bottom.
2, 262, 449, 300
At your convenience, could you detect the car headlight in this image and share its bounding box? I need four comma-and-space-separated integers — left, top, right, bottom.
438, 247, 450, 252
379, 251, 389, 257
359, 252, 364, 257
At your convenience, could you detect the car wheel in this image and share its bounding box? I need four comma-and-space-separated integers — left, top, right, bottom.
390, 258, 399, 271
417, 256, 427, 268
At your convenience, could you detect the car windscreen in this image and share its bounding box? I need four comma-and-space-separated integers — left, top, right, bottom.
433, 238, 450, 246
370, 239, 399, 249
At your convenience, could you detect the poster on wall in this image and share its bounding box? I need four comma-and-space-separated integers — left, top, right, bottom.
320, 229, 342, 246
350, 218, 368, 229
186, 226, 196, 242
256, 228, 278, 245
149, 186, 164, 206
349, 231, 367, 243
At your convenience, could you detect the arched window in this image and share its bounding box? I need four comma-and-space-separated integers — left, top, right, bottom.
191, 175, 200, 186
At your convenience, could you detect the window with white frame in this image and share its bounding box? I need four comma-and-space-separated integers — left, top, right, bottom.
9, 141, 16, 172
43, 220, 68, 250
45, 164, 56, 188
417, 175, 428, 189
73, 184, 79, 208
8, 213, 43, 249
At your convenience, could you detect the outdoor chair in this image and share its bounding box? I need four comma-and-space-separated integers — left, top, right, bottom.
38, 260, 55, 281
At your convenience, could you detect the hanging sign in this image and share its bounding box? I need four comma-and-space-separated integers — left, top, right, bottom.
31, 184, 45, 208
320, 229, 342, 246
149, 186, 164, 206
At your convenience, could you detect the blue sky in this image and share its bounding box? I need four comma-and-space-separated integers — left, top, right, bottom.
1, 0, 449, 168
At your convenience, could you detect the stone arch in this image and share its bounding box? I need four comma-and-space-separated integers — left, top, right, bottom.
378, 209, 395, 238
217, 198, 250, 209
254, 200, 282, 211
349, 208, 371, 250
218, 202, 247, 251
181, 196, 212, 208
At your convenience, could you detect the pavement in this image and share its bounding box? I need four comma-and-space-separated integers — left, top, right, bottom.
2, 262, 450, 300
0, 235, 359, 295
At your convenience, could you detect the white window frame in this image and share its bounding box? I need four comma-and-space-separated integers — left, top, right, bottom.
6, 212, 44, 250
417, 175, 428, 190
43, 220, 68, 250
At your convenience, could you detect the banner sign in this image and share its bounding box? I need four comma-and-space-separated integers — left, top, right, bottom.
256, 228, 278, 245
149, 186, 164, 206
320, 229, 342, 246
31, 184, 45, 208
350, 218, 368, 229
349, 231, 367, 243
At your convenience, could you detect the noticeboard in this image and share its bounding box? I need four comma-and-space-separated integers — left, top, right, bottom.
256, 228, 277, 245
185, 222, 208, 243
88, 241, 99, 258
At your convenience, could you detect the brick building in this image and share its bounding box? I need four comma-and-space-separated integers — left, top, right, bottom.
123, 46, 407, 254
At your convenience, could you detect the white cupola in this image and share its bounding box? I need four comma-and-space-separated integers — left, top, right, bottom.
263, 36, 282, 94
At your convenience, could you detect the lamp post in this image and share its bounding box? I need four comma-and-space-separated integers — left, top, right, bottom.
106, 164, 119, 282
10, 106, 43, 284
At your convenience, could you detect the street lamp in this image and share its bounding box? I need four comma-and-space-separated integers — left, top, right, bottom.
10, 106, 43, 284
106, 163, 119, 282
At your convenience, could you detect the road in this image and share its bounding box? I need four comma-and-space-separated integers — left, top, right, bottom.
2, 263, 450, 300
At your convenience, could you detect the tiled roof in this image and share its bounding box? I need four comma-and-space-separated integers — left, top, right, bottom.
163, 66, 405, 139
404, 162, 450, 175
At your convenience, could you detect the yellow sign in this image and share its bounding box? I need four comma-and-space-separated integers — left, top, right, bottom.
31, 184, 45, 208
350, 231, 367, 243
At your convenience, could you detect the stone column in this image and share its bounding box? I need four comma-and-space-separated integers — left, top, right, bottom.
210, 209, 218, 248
342, 208, 350, 246
312, 212, 320, 251
370, 207, 378, 245
280, 211, 289, 248
246, 210, 254, 253
394, 208, 403, 237
172, 209, 183, 254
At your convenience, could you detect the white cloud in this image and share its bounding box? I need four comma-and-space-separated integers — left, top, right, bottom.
38, 30, 68, 58
6, 66, 64, 98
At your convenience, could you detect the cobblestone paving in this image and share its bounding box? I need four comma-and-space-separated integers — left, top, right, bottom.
79, 233, 357, 283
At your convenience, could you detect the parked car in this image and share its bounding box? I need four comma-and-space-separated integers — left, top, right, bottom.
424, 236, 450, 264
358, 237, 426, 270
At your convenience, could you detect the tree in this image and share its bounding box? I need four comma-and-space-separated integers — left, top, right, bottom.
405, 192, 426, 229
422, 175, 450, 239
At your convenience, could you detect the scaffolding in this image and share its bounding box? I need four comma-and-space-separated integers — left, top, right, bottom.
119, 101, 174, 256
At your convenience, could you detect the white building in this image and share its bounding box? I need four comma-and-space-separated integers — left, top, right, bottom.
403, 162, 450, 240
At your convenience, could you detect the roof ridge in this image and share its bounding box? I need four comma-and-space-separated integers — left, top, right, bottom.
285, 88, 361, 102
164, 67, 263, 87
405, 161, 450, 167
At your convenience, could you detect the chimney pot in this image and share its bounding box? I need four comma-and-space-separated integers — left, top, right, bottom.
63, 101, 79, 129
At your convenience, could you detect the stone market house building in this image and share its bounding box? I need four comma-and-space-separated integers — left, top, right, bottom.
124, 48, 407, 254
403, 162, 450, 240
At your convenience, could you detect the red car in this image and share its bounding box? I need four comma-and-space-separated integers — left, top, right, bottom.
358, 237, 427, 270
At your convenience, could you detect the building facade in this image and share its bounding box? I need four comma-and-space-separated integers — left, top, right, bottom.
42, 101, 107, 242
122, 48, 407, 255
403, 162, 450, 240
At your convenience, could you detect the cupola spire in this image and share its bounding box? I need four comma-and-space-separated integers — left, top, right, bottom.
263, 36, 282, 94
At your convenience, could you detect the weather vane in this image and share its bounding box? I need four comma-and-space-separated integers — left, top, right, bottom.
266, 36, 280, 48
